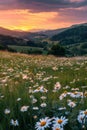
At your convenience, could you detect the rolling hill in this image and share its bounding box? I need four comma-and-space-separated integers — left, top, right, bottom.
0, 26, 68, 40
51, 24, 87, 44
51, 23, 87, 56
0, 34, 48, 54
0, 23, 87, 56
0, 27, 47, 40
0, 34, 46, 47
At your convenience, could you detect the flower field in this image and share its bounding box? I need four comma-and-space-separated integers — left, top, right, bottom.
0, 51, 87, 130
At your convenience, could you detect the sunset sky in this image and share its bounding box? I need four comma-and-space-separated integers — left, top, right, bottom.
0, 0, 87, 31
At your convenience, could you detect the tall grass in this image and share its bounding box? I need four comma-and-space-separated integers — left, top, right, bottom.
0, 51, 87, 130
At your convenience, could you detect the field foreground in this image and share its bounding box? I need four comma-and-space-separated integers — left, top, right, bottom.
0, 51, 87, 130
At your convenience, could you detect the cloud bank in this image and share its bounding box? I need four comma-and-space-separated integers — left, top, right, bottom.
0, 0, 87, 31
0, 0, 87, 12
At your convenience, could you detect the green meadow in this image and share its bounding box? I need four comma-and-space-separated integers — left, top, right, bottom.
8, 45, 43, 54
0, 51, 87, 130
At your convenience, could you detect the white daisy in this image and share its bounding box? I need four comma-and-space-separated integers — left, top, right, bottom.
68, 101, 76, 108
32, 98, 37, 104
17, 98, 21, 101
22, 74, 28, 79
33, 86, 48, 93
58, 107, 66, 110
77, 109, 87, 124
54, 82, 61, 90
59, 93, 67, 100
52, 124, 63, 130
4, 109, 10, 114
77, 114, 85, 124
41, 96, 47, 100
53, 116, 68, 127
35, 117, 51, 130
10, 119, 19, 126
33, 107, 39, 110
40, 103, 47, 108
79, 110, 85, 116
20, 105, 29, 112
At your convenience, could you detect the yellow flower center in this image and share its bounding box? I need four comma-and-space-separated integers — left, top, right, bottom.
58, 119, 63, 124
84, 92, 87, 96
37, 87, 40, 90
74, 92, 77, 95
84, 111, 87, 115
40, 121, 46, 126
64, 91, 67, 94
56, 128, 60, 130
71, 103, 74, 106
80, 117, 83, 120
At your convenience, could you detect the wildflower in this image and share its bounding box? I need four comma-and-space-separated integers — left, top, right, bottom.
17, 98, 21, 101
40, 103, 47, 108
53, 116, 68, 127
59, 93, 67, 100
20, 106, 29, 112
52, 124, 63, 130
32, 98, 37, 104
33, 86, 48, 93
82, 125, 85, 128
4, 109, 10, 114
52, 66, 58, 71
1, 95, 4, 98
33, 107, 39, 110
41, 96, 47, 100
70, 92, 82, 98
30, 95, 34, 99
79, 110, 85, 115
58, 107, 66, 110
33, 115, 38, 119
35, 117, 51, 130
71, 88, 79, 91
64, 85, 70, 89
68, 101, 76, 108
77, 110, 87, 124
29, 87, 33, 93
84, 91, 87, 97
10, 119, 19, 126
22, 74, 28, 79
54, 82, 61, 90
77, 114, 85, 124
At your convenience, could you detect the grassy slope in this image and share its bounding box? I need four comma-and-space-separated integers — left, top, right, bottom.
8, 45, 43, 53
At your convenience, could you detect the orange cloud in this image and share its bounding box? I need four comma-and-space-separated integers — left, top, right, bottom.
0, 9, 86, 31
0, 9, 60, 31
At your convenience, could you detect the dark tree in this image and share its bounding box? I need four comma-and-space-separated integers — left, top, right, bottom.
50, 44, 66, 56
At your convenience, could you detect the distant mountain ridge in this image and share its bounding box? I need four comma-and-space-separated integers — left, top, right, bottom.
0, 27, 26, 37
0, 23, 87, 40
0, 27, 47, 40
51, 24, 87, 44
39, 28, 67, 37
1, 23, 87, 56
